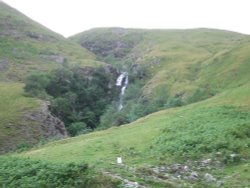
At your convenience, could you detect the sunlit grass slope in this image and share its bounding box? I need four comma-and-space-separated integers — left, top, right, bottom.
136, 29, 250, 98
17, 83, 250, 187
0, 2, 102, 81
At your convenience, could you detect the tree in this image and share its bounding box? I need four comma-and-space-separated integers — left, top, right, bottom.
24, 66, 118, 136
68, 122, 89, 136
24, 72, 50, 98
50, 97, 71, 123
46, 68, 73, 97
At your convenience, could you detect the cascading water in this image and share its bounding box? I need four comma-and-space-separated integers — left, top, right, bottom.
116, 72, 128, 111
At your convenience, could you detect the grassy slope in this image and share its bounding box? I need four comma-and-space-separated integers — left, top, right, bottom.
15, 83, 250, 187
128, 29, 250, 101
0, 82, 40, 152
136, 29, 246, 95
0, 2, 102, 82
70, 28, 250, 102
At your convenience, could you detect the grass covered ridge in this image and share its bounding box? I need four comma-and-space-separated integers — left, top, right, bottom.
0, 2, 103, 81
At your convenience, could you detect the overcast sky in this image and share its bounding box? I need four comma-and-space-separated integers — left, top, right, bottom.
2, 0, 250, 37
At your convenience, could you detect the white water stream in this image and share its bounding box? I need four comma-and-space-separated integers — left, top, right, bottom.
116, 72, 128, 111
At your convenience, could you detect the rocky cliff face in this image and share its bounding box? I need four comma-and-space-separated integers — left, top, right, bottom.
26, 101, 68, 139
0, 101, 67, 154
70, 28, 144, 59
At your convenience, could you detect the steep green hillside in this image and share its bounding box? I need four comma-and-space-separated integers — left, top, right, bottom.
70, 28, 250, 128
137, 29, 250, 98
70, 28, 249, 98
0, 82, 69, 153
14, 83, 250, 187
0, 82, 38, 152
0, 2, 108, 152
0, 2, 102, 81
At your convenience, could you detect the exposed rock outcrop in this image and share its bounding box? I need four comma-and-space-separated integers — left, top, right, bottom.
72, 28, 144, 59
26, 101, 68, 139
0, 101, 67, 154
26, 31, 56, 42
39, 54, 66, 64
0, 58, 9, 72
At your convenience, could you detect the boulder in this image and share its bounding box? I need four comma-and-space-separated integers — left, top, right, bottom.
204, 173, 216, 182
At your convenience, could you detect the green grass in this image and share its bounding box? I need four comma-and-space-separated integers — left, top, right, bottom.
0, 82, 38, 130
0, 2, 104, 81
70, 28, 250, 104
0, 156, 120, 188
13, 83, 250, 187
135, 29, 250, 100
0, 82, 39, 152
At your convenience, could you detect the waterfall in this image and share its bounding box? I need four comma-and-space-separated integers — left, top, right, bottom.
116, 72, 126, 86
116, 72, 128, 111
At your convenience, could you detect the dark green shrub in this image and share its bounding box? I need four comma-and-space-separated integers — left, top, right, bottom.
187, 87, 215, 104
154, 106, 250, 160
15, 143, 33, 152
68, 122, 91, 136
24, 72, 50, 99
165, 96, 183, 108
0, 156, 120, 188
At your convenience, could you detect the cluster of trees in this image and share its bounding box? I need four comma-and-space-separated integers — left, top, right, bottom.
24, 66, 118, 136
24, 64, 187, 136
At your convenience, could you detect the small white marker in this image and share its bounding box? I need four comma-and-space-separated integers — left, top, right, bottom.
117, 157, 122, 164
